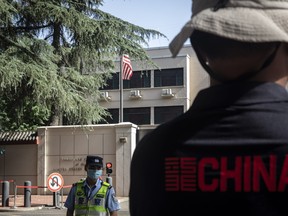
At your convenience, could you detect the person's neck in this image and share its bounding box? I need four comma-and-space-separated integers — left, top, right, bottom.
210, 75, 288, 88
86, 177, 97, 187
209, 43, 288, 88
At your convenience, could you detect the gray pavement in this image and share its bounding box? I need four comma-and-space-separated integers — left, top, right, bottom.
0, 198, 130, 216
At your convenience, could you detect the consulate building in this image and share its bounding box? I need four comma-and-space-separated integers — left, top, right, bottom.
0, 45, 208, 198
99, 44, 209, 138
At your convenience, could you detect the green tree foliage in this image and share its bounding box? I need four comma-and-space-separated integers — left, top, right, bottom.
0, 0, 166, 131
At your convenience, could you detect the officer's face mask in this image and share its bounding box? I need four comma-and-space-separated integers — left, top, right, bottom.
87, 168, 102, 180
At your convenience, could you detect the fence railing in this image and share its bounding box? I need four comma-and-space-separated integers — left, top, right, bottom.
1, 180, 72, 209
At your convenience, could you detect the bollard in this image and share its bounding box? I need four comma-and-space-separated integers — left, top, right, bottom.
53, 191, 60, 207
106, 176, 113, 186
24, 181, 31, 207
1, 181, 9, 207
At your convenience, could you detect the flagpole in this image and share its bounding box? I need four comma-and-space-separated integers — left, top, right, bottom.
119, 55, 123, 123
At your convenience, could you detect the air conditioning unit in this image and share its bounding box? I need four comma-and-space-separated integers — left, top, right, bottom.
161, 88, 174, 98
100, 91, 111, 101
130, 90, 142, 99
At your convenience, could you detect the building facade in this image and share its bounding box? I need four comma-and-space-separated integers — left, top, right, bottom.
99, 45, 209, 135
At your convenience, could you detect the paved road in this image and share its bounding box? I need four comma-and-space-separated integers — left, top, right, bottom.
0, 200, 130, 216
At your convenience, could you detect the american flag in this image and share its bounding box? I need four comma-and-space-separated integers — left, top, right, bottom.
122, 54, 133, 80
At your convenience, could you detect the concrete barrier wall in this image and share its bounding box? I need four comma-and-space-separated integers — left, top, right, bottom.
37, 123, 138, 197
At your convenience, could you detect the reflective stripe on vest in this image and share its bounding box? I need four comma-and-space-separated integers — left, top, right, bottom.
75, 180, 110, 216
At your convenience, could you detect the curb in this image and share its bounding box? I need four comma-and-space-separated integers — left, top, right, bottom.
0, 197, 128, 212
0, 205, 45, 212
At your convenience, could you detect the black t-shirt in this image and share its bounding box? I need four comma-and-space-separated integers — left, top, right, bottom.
129, 82, 288, 216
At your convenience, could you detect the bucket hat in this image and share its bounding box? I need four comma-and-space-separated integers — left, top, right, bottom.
169, 0, 288, 57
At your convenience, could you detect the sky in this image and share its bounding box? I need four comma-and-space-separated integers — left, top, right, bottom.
99, 0, 191, 48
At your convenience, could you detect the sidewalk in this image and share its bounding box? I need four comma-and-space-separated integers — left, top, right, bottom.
0, 195, 128, 212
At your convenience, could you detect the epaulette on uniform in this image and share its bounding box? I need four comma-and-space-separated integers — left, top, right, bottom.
73, 178, 85, 187
101, 181, 112, 189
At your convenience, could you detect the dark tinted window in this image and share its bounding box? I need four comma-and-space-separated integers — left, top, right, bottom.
154, 68, 183, 87
154, 106, 184, 124
98, 108, 119, 124
124, 107, 150, 125
124, 71, 151, 89
101, 70, 151, 90
101, 73, 119, 90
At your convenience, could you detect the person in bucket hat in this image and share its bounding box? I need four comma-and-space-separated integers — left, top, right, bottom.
129, 1, 288, 216
65, 155, 120, 216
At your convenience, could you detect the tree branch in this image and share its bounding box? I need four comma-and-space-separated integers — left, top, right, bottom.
0, 23, 53, 32
0, 33, 40, 61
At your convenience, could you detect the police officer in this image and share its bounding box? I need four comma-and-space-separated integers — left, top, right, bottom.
65, 155, 120, 216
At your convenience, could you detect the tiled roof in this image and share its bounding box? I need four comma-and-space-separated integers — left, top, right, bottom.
0, 131, 38, 144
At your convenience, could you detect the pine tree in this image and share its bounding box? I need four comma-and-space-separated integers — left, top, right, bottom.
0, 0, 166, 131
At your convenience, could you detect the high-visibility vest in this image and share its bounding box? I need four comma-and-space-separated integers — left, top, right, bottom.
74, 180, 110, 216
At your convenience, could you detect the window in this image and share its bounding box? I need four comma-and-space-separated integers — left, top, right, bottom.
154, 106, 184, 124
124, 71, 151, 89
101, 73, 119, 90
98, 109, 119, 124
101, 70, 151, 90
98, 108, 151, 125
154, 68, 184, 87
124, 107, 150, 125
